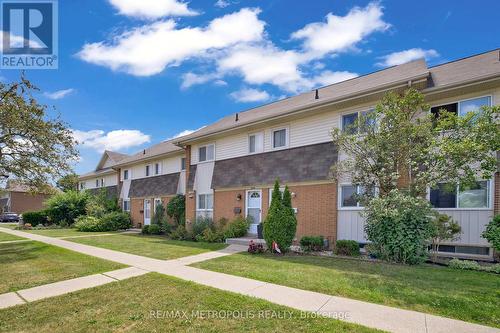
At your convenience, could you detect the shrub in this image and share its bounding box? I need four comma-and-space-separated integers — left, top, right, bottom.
166, 194, 185, 225
334, 240, 360, 256
300, 236, 324, 252
364, 189, 436, 265
45, 190, 89, 225
86, 189, 120, 218
100, 211, 131, 231
448, 258, 482, 270
223, 216, 249, 239
74, 216, 103, 232
482, 215, 500, 251
490, 264, 500, 274
142, 225, 150, 234
192, 217, 214, 239
152, 202, 167, 225
169, 225, 190, 240
148, 224, 161, 235
196, 228, 224, 243
22, 210, 48, 227
263, 181, 297, 252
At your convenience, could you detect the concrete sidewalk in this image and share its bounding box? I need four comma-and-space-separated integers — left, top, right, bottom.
0, 227, 497, 333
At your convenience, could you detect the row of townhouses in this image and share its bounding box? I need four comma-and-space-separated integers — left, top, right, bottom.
78, 49, 500, 259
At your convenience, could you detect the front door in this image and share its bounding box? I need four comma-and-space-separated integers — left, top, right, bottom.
144, 199, 151, 225
246, 190, 262, 235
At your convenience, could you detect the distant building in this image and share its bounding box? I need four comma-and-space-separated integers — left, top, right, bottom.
0, 183, 53, 214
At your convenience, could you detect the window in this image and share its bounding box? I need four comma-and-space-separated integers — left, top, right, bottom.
342, 110, 374, 134
154, 198, 162, 212
340, 185, 371, 208
79, 182, 85, 190
123, 199, 130, 212
430, 181, 490, 209
272, 128, 287, 149
95, 179, 99, 188
433, 245, 489, 256
249, 133, 263, 154
123, 170, 129, 180
154, 163, 161, 175
145, 165, 150, 177
197, 193, 214, 218
101, 178, 105, 187
430, 96, 491, 119
181, 157, 186, 171
198, 144, 215, 162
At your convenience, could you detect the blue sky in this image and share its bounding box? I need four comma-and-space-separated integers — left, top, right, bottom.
1, 0, 499, 174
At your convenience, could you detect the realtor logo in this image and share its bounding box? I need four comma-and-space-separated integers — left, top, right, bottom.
1, 0, 58, 69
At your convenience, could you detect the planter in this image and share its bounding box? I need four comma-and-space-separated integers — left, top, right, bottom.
257, 223, 263, 239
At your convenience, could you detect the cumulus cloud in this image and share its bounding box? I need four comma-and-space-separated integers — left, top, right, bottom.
291, 2, 390, 57
230, 88, 271, 103
78, 8, 265, 76
214, 0, 231, 8
73, 129, 151, 153
108, 0, 197, 19
43, 88, 75, 100
78, 3, 387, 94
376, 48, 439, 67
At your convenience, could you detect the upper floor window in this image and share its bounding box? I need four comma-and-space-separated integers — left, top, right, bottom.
272, 128, 288, 149
181, 157, 186, 170
123, 169, 129, 180
430, 181, 490, 209
431, 96, 491, 119
199, 144, 215, 162
100, 178, 105, 187
154, 162, 161, 175
342, 110, 374, 134
95, 179, 99, 188
145, 165, 151, 177
249, 132, 263, 154
80, 182, 85, 190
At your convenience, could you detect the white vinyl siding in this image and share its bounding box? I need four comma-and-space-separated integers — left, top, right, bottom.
121, 155, 183, 181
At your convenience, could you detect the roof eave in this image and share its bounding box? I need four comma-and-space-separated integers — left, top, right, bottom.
112, 149, 184, 169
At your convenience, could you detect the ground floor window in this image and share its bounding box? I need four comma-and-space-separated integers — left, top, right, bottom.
340, 185, 370, 208
196, 193, 213, 219
123, 199, 130, 212
433, 244, 490, 256
430, 180, 490, 209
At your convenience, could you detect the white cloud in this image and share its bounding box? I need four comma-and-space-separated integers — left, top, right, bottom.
230, 88, 271, 103
166, 127, 206, 140
291, 2, 390, 57
108, 0, 197, 19
43, 88, 75, 100
376, 48, 439, 67
72, 129, 151, 153
78, 8, 265, 76
311, 70, 358, 87
214, 0, 231, 8
181, 72, 221, 89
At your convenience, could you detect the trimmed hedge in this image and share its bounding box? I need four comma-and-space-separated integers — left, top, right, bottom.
334, 240, 360, 256
74, 212, 131, 232
300, 236, 324, 252
22, 211, 48, 226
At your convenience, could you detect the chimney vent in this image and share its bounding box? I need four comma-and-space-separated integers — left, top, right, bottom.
143, 149, 146, 155
315, 89, 319, 100
235, 113, 239, 122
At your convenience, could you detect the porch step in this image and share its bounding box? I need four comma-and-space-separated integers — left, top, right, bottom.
225, 237, 267, 248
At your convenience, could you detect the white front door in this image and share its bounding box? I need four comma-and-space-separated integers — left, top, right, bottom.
246, 190, 262, 235
144, 199, 151, 225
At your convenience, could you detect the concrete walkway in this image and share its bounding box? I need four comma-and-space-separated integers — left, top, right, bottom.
0, 267, 148, 309
0, 227, 497, 333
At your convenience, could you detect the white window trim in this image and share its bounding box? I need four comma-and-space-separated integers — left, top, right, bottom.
145, 164, 152, 177
246, 189, 262, 223
248, 132, 264, 155
154, 162, 162, 176
196, 193, 214, 211
338, 184, 365, 211
429, 94, 493, 116
270, 126, 289, 150
100, 178, 105, 187
123, 199, 130, 212
198, 143, 216, 163
426, 179, 494, 211
339, 107, 374, 133
181, 157, 186, 171
123, 169, 129, 180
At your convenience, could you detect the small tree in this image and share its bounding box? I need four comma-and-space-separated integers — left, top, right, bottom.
166, 194, 185, 225
431, 214, 461, 262
263, 180, 296, 252
482, 215, 500, 252
56, 173, 79, 192
0, 76, 78, 192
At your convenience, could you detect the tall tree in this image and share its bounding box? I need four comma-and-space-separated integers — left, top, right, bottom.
331, 88, 499, 199
0, 76, 78, 191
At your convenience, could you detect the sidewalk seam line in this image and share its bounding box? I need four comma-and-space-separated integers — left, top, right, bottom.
101, 273, 119, 281
14, 291, 28, 303
316, 296, 334, 313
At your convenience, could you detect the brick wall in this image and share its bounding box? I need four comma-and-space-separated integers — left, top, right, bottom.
130, 198, 144, 227
10, 192, 51, 214
185, 192, 196, 230
214, 189, 245, 222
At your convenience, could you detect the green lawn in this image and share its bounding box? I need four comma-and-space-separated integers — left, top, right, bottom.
0, 223, 18, 229
0, 273, 378, 333
0, 231, 25, 242
68, 234, 227, 260
14, 228, 122, 238
0, 241, 124, 293
193, 253, 500, 328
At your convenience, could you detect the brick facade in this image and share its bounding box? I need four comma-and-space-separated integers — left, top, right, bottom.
130, 198, 144, 227
10, 192, 51, 214
213, 189, 245, 222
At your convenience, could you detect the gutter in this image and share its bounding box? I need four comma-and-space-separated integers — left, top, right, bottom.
175, 73, 430, 145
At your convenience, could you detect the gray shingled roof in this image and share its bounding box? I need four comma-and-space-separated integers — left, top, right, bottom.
114, 140, 183, 167
176, 59, 429, 143
129, 173, 180, 197
212, 142, 338, 189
